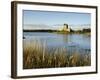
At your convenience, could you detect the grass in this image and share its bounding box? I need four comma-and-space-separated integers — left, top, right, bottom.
23, 40, 91, 69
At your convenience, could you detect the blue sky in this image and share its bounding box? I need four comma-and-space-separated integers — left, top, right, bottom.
23, 10, 91, 30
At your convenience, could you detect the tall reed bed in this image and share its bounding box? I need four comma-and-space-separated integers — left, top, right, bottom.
23, 39, 91, 69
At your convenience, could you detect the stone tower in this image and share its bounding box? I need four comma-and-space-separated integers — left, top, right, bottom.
63, 24, 70, 32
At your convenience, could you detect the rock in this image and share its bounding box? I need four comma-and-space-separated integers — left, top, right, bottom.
23, 37, 25, 39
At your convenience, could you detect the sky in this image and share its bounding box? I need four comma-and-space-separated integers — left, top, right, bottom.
23, 10, 91, 30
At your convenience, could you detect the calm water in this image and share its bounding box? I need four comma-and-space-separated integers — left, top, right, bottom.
23, 32, 91, 54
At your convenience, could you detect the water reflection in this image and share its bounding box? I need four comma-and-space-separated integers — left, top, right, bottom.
23, 32, 91, 55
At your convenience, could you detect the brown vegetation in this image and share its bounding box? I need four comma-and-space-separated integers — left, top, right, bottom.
23, 40, 91, 69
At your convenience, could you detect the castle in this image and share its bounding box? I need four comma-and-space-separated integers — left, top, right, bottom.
59, 24, 71, 32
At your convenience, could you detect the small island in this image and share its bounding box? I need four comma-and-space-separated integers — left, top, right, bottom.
23, 23, 91, 34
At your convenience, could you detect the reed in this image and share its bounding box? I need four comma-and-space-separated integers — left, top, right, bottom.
23, 40, 91, 69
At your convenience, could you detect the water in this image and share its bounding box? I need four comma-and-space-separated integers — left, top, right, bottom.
23, 32, 91, 54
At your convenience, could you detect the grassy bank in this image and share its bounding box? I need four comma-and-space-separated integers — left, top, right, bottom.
23, 40, 91, 69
